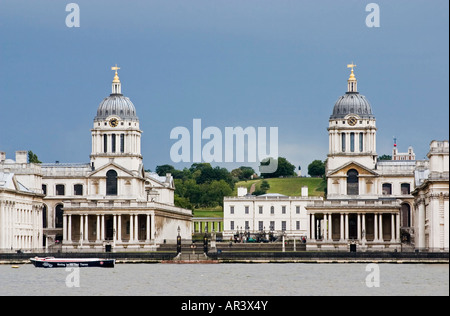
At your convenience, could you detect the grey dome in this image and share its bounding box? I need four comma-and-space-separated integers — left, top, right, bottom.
95, 94, 138, 121
330, 92, 374, 119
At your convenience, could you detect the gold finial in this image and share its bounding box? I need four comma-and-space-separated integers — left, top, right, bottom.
347, 62, 357, 80
111, 64, 120, 83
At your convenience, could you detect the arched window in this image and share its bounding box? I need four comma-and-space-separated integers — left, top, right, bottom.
55, 204, 64, 228
341, 133, 346, 152
350, 132, 355, 152
347, 169, 359, 195
106, 170, 118, 195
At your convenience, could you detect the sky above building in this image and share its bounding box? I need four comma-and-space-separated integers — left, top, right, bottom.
0, 0, 448, 173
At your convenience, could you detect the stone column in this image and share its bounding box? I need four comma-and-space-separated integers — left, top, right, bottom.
130, 214, 134, 241
101, 215, 105, 240
391, 213, 396, 242
311, 214, 315, 240
340, 213, 345, 242
68, 214, 72, 242
345, 213, 349, 241
96, 215, 101, 242
63, 214, 67, 241
328, 214, 333, 241
362, 213, 366, 242
146, 214, 150, 241
117, 214, 122, 242
379, 214, 383, 242
396, 213, 400, 242
84, 214, 89, 242
113, 214, 117, 241
357, 213, 361, 240
323, 214, 328, 241
151, 214, 156, 241
374, 213, 378, 241
417, 201, 425, 250
134, 214, 139, 242
79, 215, 84, 244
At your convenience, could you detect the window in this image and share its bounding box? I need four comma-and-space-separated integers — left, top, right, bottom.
259, 206, 263, 214
245, 206, 249, 214
106, 170, 118, 195
401, 203, 411, 227
42, 184, 47, 195
104, 134, 108, 153
259, 221, 264, 231
296, 206, 300, 214
270, 206, 275, 215
401, 183, 410, 195
111, 134, 116, 153
55, 204, 64, 228
359, 132, 364, 152
270, 221, 275, 230
74, 184, 83, 196
347, 169, 359, 195
245, 221, 249, 230
230, 221, 235, 230
120, 134, 125, 153
42, 205, 48, 229
230, 206, 234, 214
350, 132, 355, 152
282, 221, 287, 231
282, 206, 286, 214
56, 184, 65, 196
382, 183, 392, 195
296, 221, 300, 230
341, 133, 346, 152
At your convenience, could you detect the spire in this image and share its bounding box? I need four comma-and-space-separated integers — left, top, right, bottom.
111, 64, 122, 94
347, 62, 357, 93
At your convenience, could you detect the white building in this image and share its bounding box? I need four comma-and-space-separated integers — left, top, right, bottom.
0, 152, 44, 251
39, 66, 192, 252
223, 186, 322, 240
412, 140, 449, 251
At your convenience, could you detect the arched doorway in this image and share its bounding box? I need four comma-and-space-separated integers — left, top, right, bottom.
401, 203, 411, 227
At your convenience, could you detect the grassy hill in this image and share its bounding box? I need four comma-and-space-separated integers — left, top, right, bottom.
233, 177, 326, 197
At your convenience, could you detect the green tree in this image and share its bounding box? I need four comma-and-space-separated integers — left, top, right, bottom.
378, 154, 392, 161
28, 151, 41, 164
260, 157, 295, 178
308, 160, 325, 177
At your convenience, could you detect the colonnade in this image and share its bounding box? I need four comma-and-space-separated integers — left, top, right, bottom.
308, 212, 400, 243
62, 212, 155, 245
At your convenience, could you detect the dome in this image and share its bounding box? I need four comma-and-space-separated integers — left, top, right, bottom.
95, 94, 138, 121
330, 92, 374, 120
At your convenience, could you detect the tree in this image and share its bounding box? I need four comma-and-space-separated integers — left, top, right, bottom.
260, 157, 295, 178
155, 164, 176, 176
378, 154, 392, 161
252, 180, 270, 196
28, 151, 41, 164
308, 160, 325, 177
231, 166, 255, 181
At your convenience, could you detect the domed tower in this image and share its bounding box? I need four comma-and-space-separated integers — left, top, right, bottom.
327, 64, 377, 172
90, 66, 143, 173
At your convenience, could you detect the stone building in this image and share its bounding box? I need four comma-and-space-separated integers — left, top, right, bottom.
40, 66, 192, 252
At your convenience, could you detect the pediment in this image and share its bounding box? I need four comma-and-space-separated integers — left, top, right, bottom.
88, 162, 138, 178
328, 161, 378, 177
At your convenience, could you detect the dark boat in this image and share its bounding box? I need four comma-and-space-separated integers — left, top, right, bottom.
30, 257, 115, 268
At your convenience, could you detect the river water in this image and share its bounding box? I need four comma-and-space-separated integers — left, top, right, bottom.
0, 263, 448, 296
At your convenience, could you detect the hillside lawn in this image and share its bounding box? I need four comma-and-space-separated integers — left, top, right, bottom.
193, 177, 325, 217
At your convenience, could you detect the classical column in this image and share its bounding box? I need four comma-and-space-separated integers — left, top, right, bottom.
323, 214, 328, 241
79, 215, 84, 243
374, 213, 378, 241
357, 213, 361, 240
112, 214, 117, 242
146, 214, 150, 241
390, 213, 396, 242
362, 213, 366, 242
67, 214, 72, 242
96, 215, 101, 242
396, 213, 400, 242
117, 214, 122, 242
84, 214, 89, 242
63, 214, 67, 241
311, 213, 316, 240
328, 214, 333, 241
151, 214, 156, 241
134, 214, 139, 242
379, 214, 383, 242
340, 213, 345, 242
101, 215, 105, 240
345, 213, 349, 240
417, 200, 426, 250
130, 214, 134, 241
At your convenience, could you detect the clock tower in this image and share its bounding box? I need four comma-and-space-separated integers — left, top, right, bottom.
90, 66, 143, 173
327, 64, 378, 172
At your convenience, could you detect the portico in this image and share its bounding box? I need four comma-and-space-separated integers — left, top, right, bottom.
307, 199, 401, 251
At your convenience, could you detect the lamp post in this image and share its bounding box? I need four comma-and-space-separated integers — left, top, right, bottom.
176, 226, 181, 255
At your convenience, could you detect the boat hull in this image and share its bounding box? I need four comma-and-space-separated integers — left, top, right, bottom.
30, 257, 115, 268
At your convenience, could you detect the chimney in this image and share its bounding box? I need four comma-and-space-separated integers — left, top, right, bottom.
15, 151, 28, 164
237, 186, 248, 197
0, 152, 5, 163
301, 186, 308, 197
